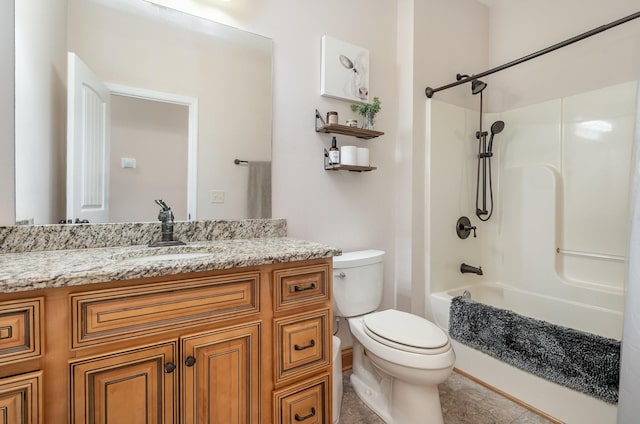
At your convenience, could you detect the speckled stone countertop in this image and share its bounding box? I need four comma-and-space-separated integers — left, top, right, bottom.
0, 219, 341, 293
0, 237, 341, 293
0, 219, 288, 253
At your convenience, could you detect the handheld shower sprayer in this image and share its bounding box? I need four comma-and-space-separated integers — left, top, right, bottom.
457, 70, 505, 222
475, 119, 506, 221
487, 120, 505, 154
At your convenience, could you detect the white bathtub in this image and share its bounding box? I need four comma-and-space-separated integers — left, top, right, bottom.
431, 282, 621, 423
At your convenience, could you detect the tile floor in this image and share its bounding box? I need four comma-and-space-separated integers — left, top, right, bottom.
339, 370, 554, 424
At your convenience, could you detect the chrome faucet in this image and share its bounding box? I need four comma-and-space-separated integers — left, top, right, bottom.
149, 199, 185, 247
460, 263, 483, 275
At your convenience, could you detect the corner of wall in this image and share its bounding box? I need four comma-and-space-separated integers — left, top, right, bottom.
0, 1, 15, 225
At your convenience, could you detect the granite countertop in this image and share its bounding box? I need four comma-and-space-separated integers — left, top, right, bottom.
0, 237, 341, 293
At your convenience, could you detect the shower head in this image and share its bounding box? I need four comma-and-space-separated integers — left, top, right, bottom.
455, 73, 487, 95
491, 120, 505, 135
487, 120, 505, 153
471, 79, 487, 95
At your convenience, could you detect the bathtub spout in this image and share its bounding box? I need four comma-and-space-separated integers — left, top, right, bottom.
460, 263, 483, 275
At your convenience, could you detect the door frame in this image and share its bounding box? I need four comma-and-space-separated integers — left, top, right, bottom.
107, 83, 198, 221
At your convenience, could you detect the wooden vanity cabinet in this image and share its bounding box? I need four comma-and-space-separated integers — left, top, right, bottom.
68, 271, 263, 424
0, 257, 333, 424
0, 297, 44, 424
69, 322, 261, 424
272, 264, 333, 424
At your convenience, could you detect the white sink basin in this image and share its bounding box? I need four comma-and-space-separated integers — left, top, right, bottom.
124, 252, 213, 263
111, 245, 225, 263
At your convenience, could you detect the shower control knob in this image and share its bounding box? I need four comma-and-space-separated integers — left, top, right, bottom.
456, 216, 477, 239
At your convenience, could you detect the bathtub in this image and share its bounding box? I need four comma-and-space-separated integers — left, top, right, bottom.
431, 282, 622, 423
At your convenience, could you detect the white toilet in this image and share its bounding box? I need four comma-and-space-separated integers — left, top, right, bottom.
333, 250, 455, 424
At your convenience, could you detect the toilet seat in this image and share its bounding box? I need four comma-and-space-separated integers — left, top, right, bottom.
363, 309, 451, 355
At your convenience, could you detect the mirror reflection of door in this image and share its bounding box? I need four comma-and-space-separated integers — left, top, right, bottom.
67, 53, 194, 224
67, 52, 110, 223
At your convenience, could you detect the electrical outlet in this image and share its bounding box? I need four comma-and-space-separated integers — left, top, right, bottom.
211, 190, 225, 203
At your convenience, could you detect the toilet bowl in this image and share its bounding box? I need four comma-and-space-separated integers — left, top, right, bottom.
348, 311, 454, 423
333, 250, 455, 424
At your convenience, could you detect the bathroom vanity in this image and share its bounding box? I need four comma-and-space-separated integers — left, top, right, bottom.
0, 220, 339, 424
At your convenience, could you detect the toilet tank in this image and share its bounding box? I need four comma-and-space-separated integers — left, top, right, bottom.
332, 250, 384, 317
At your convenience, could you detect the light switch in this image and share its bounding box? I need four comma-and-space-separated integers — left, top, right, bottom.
211, 190, 225, 203
121, 157, 136, 168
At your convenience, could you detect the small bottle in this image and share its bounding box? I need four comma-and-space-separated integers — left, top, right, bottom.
327, 111, 338, 125
329, 137, 340, 164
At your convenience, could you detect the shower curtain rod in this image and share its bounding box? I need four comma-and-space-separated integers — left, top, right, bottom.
425, 10, 640, 98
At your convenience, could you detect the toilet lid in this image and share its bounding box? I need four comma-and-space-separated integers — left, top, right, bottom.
363, 310, 449, 352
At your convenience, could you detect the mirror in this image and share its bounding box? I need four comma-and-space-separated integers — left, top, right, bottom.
14, 0, 272, 225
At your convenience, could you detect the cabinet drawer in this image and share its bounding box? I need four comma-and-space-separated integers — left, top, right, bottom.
273, 373, 331, 424
71, 272, 259, 348
273, 264, 330, 312
0, 298, 44, 364
275, 309, 330, 384
0, 371, 43, 424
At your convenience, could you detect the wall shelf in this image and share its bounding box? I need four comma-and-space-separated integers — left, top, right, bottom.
324, 164, 377, 172
316, 109, 382, 172
315, 109, 384, 139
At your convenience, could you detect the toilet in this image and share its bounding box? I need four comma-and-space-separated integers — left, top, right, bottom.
333, 250, 455, 424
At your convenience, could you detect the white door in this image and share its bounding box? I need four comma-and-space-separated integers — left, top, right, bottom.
66, 52, 110, 223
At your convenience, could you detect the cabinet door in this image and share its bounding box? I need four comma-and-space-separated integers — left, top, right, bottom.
181, 322, 260, 424
70, 342, 178, 424
0, 371, 42, 424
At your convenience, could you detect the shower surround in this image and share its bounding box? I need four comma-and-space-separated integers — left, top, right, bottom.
425, 80, 637, 422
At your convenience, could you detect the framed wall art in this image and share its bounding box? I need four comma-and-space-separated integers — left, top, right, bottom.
320, 35, 370, 102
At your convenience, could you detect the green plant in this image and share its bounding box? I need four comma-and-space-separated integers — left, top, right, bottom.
350, 96, 382, 118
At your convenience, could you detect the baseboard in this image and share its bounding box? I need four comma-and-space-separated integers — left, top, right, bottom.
453, 368, 563, 424
341, 347, 353, 371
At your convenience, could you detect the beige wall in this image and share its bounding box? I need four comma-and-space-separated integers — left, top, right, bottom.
417, 0, 490, 110
14, 0, 67, 224
395, 0, 416, 313
109, 95, 188, 222
0, 1, 14, 225
212, 0, 402, 311
487, 0, 640, 112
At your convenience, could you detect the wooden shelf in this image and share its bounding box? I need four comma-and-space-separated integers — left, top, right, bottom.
315, 110, 384, 139
324, 164, 377, 172
316, 123, 384, 139
316, 109, 380, 172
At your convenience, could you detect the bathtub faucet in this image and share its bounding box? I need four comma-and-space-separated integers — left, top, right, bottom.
460, 263, 483, 275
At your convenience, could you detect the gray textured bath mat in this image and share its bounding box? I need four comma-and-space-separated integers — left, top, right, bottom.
449, 295, 620, 404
